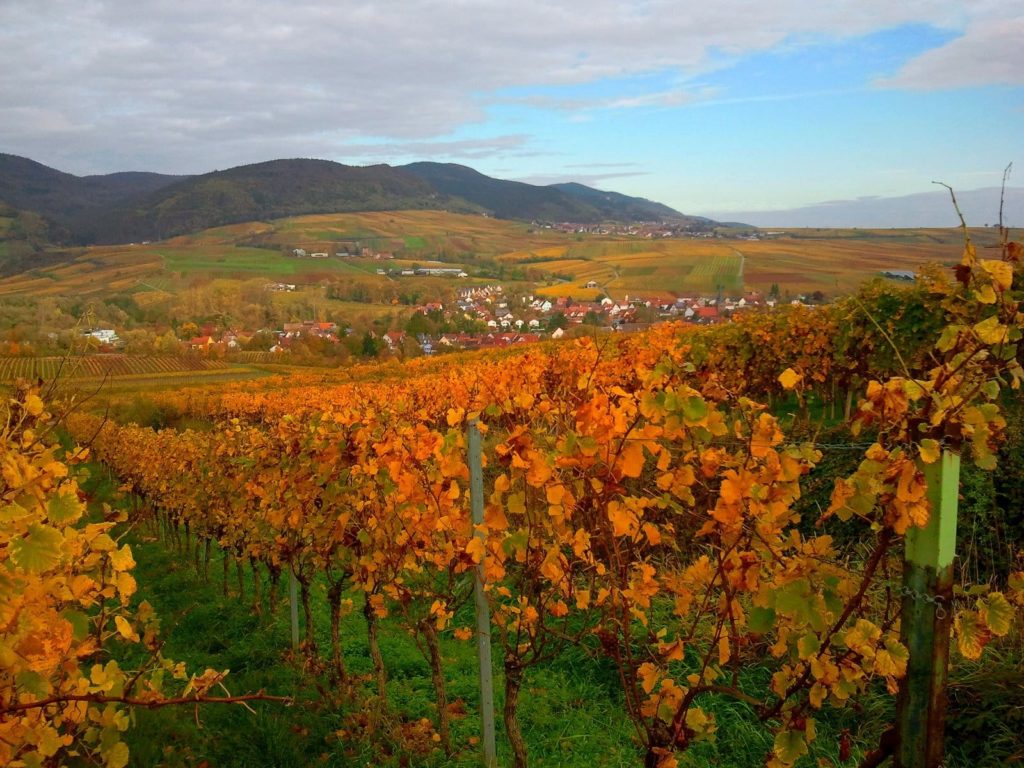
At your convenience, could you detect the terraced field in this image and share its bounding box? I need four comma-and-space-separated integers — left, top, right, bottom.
518, 228, 1004, 298
0, 210, 568, 299
0, 246, 164, 297
738, 236, 964, 294
249, 210, 563, 260
0, 355, 232, 382
529, 241, 744, 298
0, 210, 1005, 302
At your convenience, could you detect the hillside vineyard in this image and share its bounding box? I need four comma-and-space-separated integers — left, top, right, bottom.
12, 238, 1011, 767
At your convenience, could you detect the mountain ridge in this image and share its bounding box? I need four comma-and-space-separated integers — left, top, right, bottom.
702, 186, 1024, 229
0, 154, 702, 246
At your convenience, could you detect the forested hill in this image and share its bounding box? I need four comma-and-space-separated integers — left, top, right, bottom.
66, 159, 478, 245
550, 181, 701, 224
398, 162, 691, 224
0, 153, 183, 236
0, 154, 707, 246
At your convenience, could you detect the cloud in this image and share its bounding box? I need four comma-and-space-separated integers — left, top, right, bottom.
0, 0, 1013, 174
337, 135, 539, 161
505, 86, 715, 113
513, 171, 649, 187
878, 12, 1024, 89
566, 162, 643, 169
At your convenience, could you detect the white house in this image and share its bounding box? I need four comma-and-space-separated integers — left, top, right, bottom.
83, 329, 119, 344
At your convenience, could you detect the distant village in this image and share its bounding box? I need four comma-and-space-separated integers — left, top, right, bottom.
72, 240, 915, 360
535, 221, 785, 241
79, 285, 785, 358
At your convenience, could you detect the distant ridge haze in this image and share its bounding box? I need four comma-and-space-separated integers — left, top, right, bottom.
702, 187, 1024, 229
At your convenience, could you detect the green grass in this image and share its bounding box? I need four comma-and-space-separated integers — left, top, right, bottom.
108, 537, 643, 766
75, 457, 1019, 768
160, 248, 301, 276
79, 462, 638, 767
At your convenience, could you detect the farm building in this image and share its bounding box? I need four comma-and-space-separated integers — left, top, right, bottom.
82, 329, 120, 344
881, 270, 916, 281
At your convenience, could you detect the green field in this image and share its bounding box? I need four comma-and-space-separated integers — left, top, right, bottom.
0, 210, 1010, 301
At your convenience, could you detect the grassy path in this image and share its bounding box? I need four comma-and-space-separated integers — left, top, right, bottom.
84, 469, 645, 767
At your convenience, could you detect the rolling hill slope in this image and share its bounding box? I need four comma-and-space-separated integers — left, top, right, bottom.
0, 153, 183, 236
0, 155, 707, 248
401, 162, 605, 222
71, 159, 480, 245
550, 181, 699, 223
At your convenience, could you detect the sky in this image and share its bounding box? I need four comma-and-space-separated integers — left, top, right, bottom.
0, 1, 1021, 217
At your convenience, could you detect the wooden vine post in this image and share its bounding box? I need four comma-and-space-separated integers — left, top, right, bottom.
468, 418, 498, 768
289, 566, 300, 650
895, 449, 960, 768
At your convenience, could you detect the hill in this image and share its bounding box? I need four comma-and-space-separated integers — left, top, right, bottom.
0, 208, 1001, 304
0, 200, 71, 276
399, 162, 689, 224
0, 153, 183, 237
550, 181, 701, 224
69, 158, 483, 245
0, 155, 707, 248
400, 163, 700, 224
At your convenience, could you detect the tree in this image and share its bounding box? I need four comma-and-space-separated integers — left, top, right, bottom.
122, 329, 157, 354
360, 331, 382, 358
244, 331, 275, 351
154, 330, 182, 354
405, 311, 434, 337
547, 312, 568, 331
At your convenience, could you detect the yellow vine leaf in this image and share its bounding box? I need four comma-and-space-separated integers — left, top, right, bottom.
23, 394, 45, 417
980, 259, 1014, 291
778, 368, 802, 391
464, 537, 485, 564
978, 592, 1013, 636
772, 729, 808, 766
973, 315, 1009, 345
918, 438, 941, 464
619, 441, 646, 478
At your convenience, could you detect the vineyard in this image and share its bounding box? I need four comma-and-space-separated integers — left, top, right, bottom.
3, 233, 1024, 767
0, 355, 232, 382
